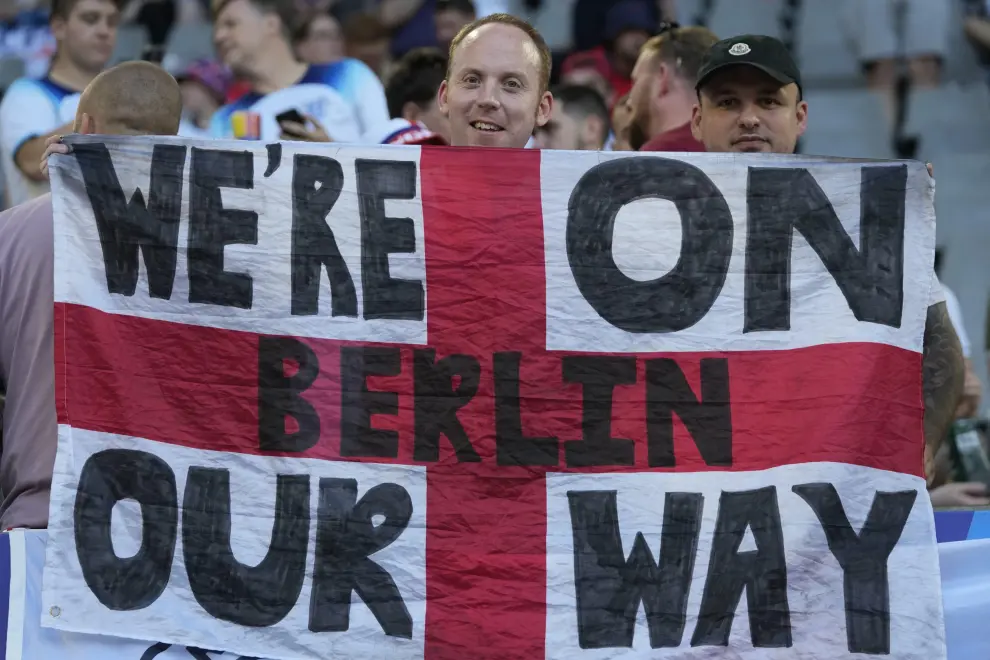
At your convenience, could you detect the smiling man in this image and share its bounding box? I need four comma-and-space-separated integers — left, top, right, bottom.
438, 13, 552, 148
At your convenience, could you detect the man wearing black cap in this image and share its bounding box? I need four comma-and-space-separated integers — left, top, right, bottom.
692, 34, 965, 493
690, 34, 807, 154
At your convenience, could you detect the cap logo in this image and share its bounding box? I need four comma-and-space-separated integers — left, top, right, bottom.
729, 42, 751, 56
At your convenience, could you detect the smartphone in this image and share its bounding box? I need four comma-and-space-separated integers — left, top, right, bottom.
276, 109, 305, 126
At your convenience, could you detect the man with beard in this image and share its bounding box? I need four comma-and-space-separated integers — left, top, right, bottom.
628, 23, 716, 152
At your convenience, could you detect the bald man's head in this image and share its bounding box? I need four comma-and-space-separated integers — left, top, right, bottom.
75, 61, 182, 136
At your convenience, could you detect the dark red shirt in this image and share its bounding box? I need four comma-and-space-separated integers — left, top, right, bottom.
639, 122, 706, 152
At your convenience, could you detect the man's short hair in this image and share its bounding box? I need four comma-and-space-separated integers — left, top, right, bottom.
212, 0, 297, 40
386, 47, 447, 118
640, 26, 718, 84
436, 0, 475, 15
50, 0, 120, 23
447, 13, 551, 94
552, 83, 609, 128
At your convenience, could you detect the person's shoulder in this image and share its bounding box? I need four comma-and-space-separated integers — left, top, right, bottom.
0, 77, 46, 106
0, 194, 53, 258
639, 130, 706, 153
216, 90, 258, 113
308, 58, 378, 85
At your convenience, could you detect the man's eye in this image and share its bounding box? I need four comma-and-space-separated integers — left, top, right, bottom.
505, 79, 521, 89
717, 98, 735, 108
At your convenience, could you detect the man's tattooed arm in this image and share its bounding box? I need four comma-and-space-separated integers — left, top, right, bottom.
923, 302, 965, 454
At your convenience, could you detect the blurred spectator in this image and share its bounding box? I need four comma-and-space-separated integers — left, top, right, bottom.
559, 49, 613, 107
578, 0, 658, 105
366, 45, 447, 143
120, 0, 205, 59
211, 0, 387, 141
0, 0, 118, 207
843, 0, 948, 90
534, 83, 608, 150
344, 11, 391, 78
0, 2, 56, 79
176, 58, 230, 137
572, 0, 657, 53
294, 10, 344, 63
434, 0, 473, 51
963, 0, 990, 82
607, 91, 636, 150
942, 283, 983, 420
630, 24, 715, 152
381, 0, 438, 58
930, 482, 990, 507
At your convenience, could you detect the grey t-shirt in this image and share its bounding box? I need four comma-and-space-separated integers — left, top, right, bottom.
0, 193, 56, 529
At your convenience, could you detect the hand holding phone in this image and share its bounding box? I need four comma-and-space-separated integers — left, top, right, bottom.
276, 110, 332, 143
276, 109, 306, 127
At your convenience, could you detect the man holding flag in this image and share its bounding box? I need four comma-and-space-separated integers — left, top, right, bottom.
690, 34, 965, 478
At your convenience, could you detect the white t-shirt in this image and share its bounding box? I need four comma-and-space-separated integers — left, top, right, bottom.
943, 284, 972, 359
178, 118, 212, 139
0, 76, 79, 208
210, 59, 389, 142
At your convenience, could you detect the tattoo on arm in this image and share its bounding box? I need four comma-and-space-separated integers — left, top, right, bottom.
923, 302, 965, 454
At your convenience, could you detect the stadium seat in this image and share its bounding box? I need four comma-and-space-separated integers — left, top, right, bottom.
795, 1, 861, 87
0, 57, 25, 91
800, 89, 893, 159
708, 0, 784, 40
163, 22, 215, 69
675, 0, 711, 26
933, 152, 990, 401
944, 0, 985, 85
905, 85, 990, 161
528, 0, 576, 51
110, 24, 149, 64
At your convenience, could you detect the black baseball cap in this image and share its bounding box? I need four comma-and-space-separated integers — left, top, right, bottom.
695, 34, 802, 94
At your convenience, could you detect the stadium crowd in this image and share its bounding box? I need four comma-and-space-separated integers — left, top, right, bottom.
1, 0, 990, 527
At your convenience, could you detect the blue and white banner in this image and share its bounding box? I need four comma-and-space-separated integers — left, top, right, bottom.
2, 517, 990, 659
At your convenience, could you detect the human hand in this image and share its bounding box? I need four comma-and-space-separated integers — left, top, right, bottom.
930, 481, 990, 508
279, 114, 332, 142
40, 134, 71, 180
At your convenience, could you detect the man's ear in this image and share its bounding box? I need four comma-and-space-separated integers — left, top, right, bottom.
535, 89, 553, 128
795, 99, 809, 137
50, 16, 67, 43
690, 103, 702, 141
437, 79, 450, 116
78, 112, 96, 135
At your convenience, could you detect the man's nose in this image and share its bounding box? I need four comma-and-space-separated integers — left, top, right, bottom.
738, 105, 761, 130
477, 81, 501, 109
